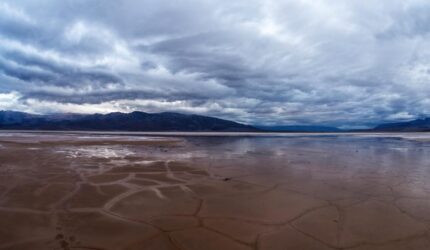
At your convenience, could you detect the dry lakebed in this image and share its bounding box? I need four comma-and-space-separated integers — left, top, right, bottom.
0, 132, 430, 250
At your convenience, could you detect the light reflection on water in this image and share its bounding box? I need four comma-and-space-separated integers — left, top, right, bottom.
1, 132, 430, 174
57, 146, 135, 159
176, 135, 430, 177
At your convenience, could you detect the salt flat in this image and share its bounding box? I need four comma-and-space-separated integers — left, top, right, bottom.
0, 132, 430, 250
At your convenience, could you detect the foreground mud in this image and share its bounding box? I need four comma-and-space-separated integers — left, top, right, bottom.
0, 132, 430, 250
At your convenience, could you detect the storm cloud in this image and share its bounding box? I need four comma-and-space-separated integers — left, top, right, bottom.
0, 0, 429, 127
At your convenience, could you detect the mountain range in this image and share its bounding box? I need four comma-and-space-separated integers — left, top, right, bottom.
256, 125, 342, 132
1, 110, 430, 132
0, 110, 258, 132
372, 118, 430, 132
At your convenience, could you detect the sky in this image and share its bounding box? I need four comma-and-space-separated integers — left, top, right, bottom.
0, 0, 429, 128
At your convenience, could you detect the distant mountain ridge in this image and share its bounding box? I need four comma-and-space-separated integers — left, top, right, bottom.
256, 125, 342, 132
0, 111, 258, 132
1, 110, 429, 132
372, 118, 430, 132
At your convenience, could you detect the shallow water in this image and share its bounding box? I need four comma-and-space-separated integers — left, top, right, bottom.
0, 132, 430, 250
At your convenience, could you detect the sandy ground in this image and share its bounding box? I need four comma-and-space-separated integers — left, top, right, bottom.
0, 132, 430, 250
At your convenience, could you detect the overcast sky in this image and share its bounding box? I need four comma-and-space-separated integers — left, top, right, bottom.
0, 0, 429, 127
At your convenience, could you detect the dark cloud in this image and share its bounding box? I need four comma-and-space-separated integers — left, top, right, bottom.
0, 0, 430, 127
1, 48, 123, 87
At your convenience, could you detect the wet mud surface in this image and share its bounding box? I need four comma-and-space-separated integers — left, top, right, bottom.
0, 132, 430, 249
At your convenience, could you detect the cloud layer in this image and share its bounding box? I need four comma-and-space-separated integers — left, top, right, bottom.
1, 0, 429, 127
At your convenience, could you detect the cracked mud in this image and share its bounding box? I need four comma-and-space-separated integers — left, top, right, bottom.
1, 132, 430, 250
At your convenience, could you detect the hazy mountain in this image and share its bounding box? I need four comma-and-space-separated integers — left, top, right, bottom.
256, 125, 342, 132
372, 118, 430, 132
0, 111, 259, 132
3, 110, 428, 132
0, 111, 41, 124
